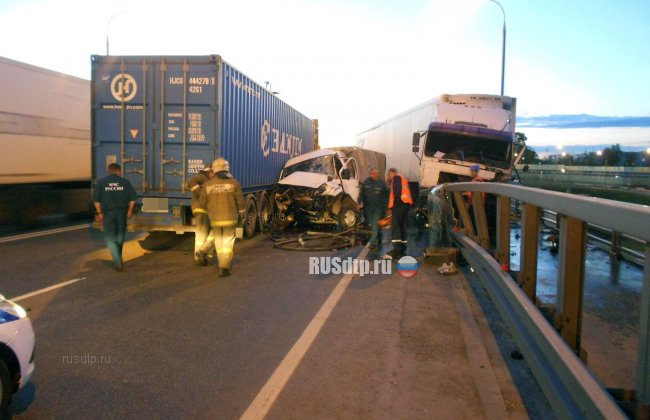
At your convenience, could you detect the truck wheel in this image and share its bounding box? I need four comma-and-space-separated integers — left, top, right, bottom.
257, 193, 272, 233
338, 201, 358, 230
243, 196, 257, 239
0, 359, 11, 416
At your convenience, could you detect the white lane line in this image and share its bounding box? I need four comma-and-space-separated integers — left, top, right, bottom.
241, 246, 371, 420
0, 223, 91, 244
9, 277, 86, 302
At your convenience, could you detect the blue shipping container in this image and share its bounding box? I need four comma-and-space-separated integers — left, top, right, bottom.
91, 55, 315, 233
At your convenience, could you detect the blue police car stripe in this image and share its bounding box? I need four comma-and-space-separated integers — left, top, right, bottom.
0, 308, 20, 324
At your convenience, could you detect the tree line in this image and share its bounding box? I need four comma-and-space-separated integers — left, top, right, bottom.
515, 133, 649, 167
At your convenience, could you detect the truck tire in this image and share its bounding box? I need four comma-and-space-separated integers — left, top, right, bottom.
0, 359, 11, 416
243, 196, 257, 239
257, 193, 272, 233
338, 200, 358, 230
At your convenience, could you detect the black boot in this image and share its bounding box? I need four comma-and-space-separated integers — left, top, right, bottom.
395, 243, 406, 260
195, 251, 208, 266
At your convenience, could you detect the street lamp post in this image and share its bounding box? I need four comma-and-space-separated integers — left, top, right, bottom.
106, 11, 127, 55
487, 0, 506, 96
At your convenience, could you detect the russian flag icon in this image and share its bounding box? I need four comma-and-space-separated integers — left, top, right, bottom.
397, 256, 419, 278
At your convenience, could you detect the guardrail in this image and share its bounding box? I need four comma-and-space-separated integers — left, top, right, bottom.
443, 182, 650, 418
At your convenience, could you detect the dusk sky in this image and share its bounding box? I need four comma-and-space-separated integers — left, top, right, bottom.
1, 0, 649, 149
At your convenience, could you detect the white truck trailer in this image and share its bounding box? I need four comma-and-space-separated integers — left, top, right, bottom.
356, 94, 519, 198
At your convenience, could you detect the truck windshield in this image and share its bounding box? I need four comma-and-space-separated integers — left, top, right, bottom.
281, 155, 336, 179
424, 130, 512, 169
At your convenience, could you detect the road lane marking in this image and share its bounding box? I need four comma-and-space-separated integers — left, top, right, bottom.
10, 277, 86, 302
0, 223, 91, 244
241, 245, 371, 420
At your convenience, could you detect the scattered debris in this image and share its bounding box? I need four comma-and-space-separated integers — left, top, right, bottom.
273, 229, 357, 251
438, 262, 458, 275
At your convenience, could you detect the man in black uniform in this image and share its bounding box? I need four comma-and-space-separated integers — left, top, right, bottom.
359, 167, 388, 250
187, 163, 215, 266
385, 168, 413, 260
93, 163, 137, 272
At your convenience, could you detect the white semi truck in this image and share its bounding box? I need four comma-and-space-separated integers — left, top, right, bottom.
356, 94, 520, 199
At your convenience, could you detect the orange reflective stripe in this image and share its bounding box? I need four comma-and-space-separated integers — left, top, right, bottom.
211, 220, 237, 227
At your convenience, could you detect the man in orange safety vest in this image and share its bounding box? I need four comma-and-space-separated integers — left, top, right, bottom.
385, 168, 413, 260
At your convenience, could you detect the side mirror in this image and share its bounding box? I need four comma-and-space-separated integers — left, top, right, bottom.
522, 164, 530, 173
340, 168, 351, 180
412, 132, 420, 153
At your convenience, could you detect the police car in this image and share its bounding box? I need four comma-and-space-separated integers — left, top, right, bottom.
0, 294, 34, 414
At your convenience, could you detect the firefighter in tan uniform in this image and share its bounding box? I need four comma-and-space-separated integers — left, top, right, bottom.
198, 158, 246, 277
187, 163, 215, 266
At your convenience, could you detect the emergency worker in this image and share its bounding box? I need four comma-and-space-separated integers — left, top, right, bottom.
198, 158, 245, 277
188, 163, 215, 265
93, 163, 137, 272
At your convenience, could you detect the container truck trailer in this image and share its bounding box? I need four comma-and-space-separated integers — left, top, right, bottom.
91, 55, 315, 237
356, 94, 520, 201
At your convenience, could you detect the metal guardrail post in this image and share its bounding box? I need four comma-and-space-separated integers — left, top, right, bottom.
518, 204, 540, 301
611, 232, 621, 260
635, 245, 650, 402
472, 191, 490, 250
496, 196, 511, 267
452, 191, 476, 238
557, 217, 587, 353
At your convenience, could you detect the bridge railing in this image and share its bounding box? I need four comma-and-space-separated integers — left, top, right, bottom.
444, 182, 650, 418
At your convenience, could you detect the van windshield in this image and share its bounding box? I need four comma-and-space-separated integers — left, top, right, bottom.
424, 130, 512, 169
281, 155, 336, 179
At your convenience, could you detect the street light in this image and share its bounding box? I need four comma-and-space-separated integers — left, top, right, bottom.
596, 150, 603, 156
487, 0, 506, 96
106, 11, 127, 55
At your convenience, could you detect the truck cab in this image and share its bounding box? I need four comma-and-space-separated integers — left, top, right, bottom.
412, 94, 518, 189
415, 122, 514, 188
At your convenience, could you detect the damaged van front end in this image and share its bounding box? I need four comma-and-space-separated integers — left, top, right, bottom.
274, 150, 360, 230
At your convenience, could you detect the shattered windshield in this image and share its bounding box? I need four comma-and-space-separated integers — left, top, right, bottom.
424, 130, 512, 169
281, 155, 336, 179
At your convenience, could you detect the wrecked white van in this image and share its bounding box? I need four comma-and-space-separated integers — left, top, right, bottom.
274, 147, 386, 230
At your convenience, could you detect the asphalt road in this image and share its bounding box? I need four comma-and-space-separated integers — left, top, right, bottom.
1, 227, 360, 418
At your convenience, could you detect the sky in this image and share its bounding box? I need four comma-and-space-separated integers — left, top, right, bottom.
1, 0, 649, 149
